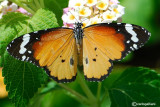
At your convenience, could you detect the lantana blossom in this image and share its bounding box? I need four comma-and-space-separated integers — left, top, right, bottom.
0, 0, 31, 19
62, 0, 125, 28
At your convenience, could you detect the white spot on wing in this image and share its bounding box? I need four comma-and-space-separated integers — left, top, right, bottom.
126, 40, 130, 43
148, 32, 151, 36
22, 55, 26, 61
28, 51, 32, 54
19, 34, 30, 54
34, 31, 38, 33
125, 24, 139, 42
133, 44, 137, 49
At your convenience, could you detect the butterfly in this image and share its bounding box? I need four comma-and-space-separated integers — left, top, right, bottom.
7, 22, 151, 83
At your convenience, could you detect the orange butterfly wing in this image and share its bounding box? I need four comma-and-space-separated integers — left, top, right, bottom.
83, 26, 123, 81
32, 28, 77, 82
83, 23, 150, 81
7, 28, 77, 82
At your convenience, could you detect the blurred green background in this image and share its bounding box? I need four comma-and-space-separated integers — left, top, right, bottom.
0, 0, 160, 107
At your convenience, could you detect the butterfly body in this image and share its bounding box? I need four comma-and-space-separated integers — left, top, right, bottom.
74, 22, 83, 54
7, 23, 151, 83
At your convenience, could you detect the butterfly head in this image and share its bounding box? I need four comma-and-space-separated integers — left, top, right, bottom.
75, 22, 83, 29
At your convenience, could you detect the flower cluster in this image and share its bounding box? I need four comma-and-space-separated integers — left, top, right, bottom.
62, 0, 125, 28
0, 0, 31, 19
0, 0, 18, 18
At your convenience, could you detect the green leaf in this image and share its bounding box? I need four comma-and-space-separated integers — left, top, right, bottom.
1, 8, 59, 106
0, 8, 58, 67
109, 67, 160, 107
44, 0, 69, 26
3, 52, 48, 107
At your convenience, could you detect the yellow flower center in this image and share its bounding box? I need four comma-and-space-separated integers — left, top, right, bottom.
91, 21, 97, 24
7, 8, 12, 11
87, 0, 93, 4
113, 8, 119, 14
98, 2, 106, 9
69, 15, 75, 20
75, 3, 81, 6
106, 15, 114, 19
82, 23, 87, 28
79, 9, 86, 15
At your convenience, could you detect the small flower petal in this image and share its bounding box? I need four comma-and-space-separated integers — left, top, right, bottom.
79, 7, 91, 17
110, 4, 125, 18
90, 16, 102, 25
62, 9, 79, 24
69, 0, 85, 8
96, 0, 109, 10
85, 0, 97, 6
102, 10, 117, 22
109, 0, 119, 5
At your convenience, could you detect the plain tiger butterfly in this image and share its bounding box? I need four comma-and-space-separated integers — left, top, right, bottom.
7, 22, 151, 82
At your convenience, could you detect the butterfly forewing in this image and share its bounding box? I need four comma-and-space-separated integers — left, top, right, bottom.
83, 23, 150, 81
7, 28, 77, 82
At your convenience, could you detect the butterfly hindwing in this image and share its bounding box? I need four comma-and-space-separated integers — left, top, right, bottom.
83, 23, 150, 81
83, 37, 113, 81
7, 28, 77, 82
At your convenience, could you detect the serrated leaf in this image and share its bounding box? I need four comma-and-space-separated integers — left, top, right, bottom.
109, 67, 160, 107
3, 52, 48, 107
1, 8, 59, 106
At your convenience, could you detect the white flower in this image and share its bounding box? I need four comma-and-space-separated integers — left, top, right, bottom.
7, 3, 18, 12
90, 16, 102, 25
110, 4, 125, 18
96, 0, 109, 10
82, 18, 90, 28
102, 10, 117, 22
62, 9, 79, 24
85, 0, 97, 6
0, 2, 18, 19
0, 0, 8, 12
79, 7, 91, 17
109, 0, 119, 5
63, 0, 125, 27
0, 13, 3, 19
0, 0, 8, 7
69, 0, 85, 8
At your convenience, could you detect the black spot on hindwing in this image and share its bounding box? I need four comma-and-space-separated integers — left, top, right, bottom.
85, 58, 88, 64
93, 58, 96, 62
61, 59, 65, 63
70, 58, 74, 65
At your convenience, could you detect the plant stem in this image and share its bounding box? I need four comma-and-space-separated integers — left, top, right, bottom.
97, 82, 102, 99
33, 0, 42, 9
27, 2, 38, 12
57, 83, 89, 105
96, 82, 102, 107
101, 88, 109, 104
39, 0, 45, 8
77, 70, 96, 101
